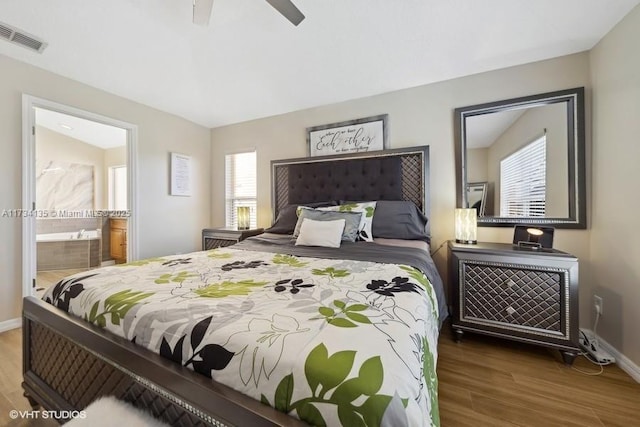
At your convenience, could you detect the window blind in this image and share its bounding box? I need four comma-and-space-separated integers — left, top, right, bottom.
500, 136, 546, 217
225, 151, 257, 228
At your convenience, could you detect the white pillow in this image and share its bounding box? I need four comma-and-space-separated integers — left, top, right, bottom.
295, 218, 345, 248
319, 201, 377, 242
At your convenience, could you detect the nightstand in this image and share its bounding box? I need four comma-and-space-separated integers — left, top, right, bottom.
448, 241, 580, 364
202, 227, 264, 250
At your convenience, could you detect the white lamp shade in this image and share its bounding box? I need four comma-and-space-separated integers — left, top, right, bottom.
455, 208, 477, 244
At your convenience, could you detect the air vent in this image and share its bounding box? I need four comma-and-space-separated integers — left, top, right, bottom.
0, 22, 47, 53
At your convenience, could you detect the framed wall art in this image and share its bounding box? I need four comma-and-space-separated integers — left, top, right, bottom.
306, 114, 388, 157
170, 152, 191, 196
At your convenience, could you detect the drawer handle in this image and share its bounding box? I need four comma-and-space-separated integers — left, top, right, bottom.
505, 306, 516, 316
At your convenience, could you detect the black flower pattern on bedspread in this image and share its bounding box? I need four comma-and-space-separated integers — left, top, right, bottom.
159, 316, 235, 378
273, 278, 315, 294
221, 260, 268, 271
366, 276, 422, 296
162, 258, 193, 267
45, 274, 98, 312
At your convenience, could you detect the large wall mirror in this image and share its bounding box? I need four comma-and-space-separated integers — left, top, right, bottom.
454, 87, 586, 228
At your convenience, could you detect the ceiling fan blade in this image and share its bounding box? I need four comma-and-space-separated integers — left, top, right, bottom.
193, 0, 214, 26
265, 0, 305, 26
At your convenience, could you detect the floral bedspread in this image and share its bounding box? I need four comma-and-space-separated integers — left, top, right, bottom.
43, 247, 440, 427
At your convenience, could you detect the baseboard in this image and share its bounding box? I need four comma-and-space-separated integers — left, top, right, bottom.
584, 329, 640, 383
0, 318, 21, 333
101, 260, 116, 267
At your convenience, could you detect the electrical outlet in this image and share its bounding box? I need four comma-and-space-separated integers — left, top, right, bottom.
594, 295, 603, 316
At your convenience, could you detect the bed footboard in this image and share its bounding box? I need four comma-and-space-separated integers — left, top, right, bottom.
22, 297, 305, 427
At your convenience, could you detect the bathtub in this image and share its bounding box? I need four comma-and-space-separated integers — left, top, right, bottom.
36, 230, 102, 271
36, 229, 100, 242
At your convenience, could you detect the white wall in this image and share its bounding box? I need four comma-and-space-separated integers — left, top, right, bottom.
0, 54, 211, 323
211, 52, 593, 322
589, 4, 640, 367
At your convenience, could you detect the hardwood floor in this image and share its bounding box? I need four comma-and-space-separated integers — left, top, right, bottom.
0, 323, 638, 426
35, 269, 87, 298
0, 329, 56, 427
437, 325, 640, 426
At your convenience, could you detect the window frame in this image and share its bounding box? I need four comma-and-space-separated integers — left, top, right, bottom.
224, 151, 257, 229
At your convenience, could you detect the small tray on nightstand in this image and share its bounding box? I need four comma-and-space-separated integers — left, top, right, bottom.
202, 227, 264, 250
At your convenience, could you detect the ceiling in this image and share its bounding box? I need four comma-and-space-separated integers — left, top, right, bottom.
35, 108, 127, 149
466, 109, 525, 149
2, 0, 639, 129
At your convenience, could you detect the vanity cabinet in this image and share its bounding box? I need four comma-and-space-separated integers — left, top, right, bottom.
109, 218, 127, 264
448, 241, 580, 364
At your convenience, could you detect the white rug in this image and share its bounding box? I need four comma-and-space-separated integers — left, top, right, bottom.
64, 396, 170, 427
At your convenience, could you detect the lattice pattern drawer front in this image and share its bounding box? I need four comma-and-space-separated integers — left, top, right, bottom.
204, 238, 235, 250
462, 263, 562, 331
27, 321, 216, 426
464, 263, 560, 302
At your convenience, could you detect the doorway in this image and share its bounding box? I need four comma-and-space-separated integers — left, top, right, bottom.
22, 95, 138, 298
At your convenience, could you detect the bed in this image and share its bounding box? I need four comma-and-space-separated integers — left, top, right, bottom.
22, 146, 446, 426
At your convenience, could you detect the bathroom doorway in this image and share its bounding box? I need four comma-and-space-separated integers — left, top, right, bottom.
22, 96, 138, 298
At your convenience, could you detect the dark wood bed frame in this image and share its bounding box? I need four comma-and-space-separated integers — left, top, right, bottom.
22, 146, 430, 426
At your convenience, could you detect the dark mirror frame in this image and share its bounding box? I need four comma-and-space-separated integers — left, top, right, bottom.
454, 87, 586, 228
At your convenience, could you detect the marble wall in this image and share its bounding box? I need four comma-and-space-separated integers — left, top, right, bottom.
36, 160, 94, 210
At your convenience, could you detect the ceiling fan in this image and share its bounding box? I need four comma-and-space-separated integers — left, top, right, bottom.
193, 0, 305, 26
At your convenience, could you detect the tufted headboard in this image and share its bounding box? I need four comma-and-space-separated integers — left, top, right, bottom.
271, 146, 430, 234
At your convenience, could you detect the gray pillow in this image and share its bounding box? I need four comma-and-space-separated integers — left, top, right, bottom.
293, 208, 362, 242
266, 201, 336, 234
370, 200, 429, 241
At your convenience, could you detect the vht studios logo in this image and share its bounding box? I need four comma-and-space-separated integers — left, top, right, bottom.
9, 409, 87, 419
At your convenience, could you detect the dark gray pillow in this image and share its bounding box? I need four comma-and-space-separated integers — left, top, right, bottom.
266, 201, 336, 234
371, 200, 429, 241
293, 208, 362, 242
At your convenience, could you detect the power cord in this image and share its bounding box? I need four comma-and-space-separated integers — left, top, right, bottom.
572, 307, 613, 376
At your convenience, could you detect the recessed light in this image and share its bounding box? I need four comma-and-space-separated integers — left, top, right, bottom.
59, 123, 73, 130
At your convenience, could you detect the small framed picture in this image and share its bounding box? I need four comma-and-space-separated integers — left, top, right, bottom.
170, 152, 191, 196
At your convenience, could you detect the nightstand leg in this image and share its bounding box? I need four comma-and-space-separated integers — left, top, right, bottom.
560, 350, 577, 365
453, 328, 464, 343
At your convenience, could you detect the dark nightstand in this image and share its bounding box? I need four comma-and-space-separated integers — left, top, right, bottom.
202, 227, 264, 250
448, 241, 580, 364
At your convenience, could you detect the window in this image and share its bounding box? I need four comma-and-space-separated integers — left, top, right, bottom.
108, 166, 127, 210
225, 151, 257, 228
500, 136, 546, 217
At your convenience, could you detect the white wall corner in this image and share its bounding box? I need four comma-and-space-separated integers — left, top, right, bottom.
586, 329, 640, 383
0, 318, 21, 333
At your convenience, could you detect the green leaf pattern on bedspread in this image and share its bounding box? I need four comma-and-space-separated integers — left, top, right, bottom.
154, 271, 197, 284
85, 289, 154, 327
312, 300, 372, 328
42, 248, 440, 427
272, 253, 308, 267
195, 280, 268, 298
262, 343, 404, 427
